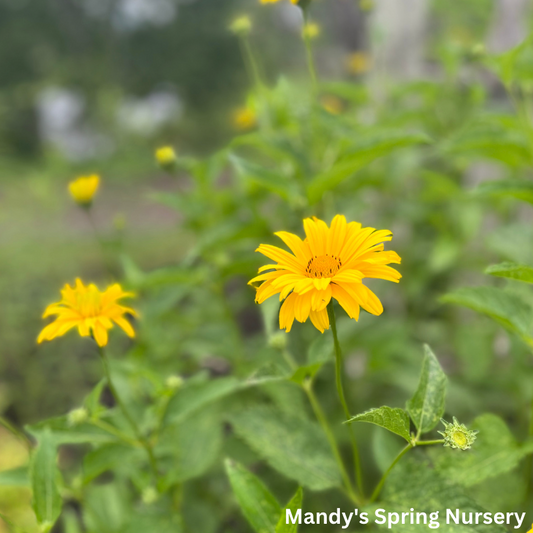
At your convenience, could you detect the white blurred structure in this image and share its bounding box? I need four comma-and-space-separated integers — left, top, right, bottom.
487, 0, 530, 53
114, 0, 177, 30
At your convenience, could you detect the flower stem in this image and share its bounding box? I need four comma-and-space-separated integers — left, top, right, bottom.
97, 347, 160, 485
239, 35, 263, 92
370, 443, 413, 503
416, 439, 444, 446
281, 350, 360, 505
302, 9, 318, 94
327, 302, 364, 498
85, 209, 114, 277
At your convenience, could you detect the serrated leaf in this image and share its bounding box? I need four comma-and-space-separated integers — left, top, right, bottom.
83, 379, 106, 416
225, 459, 281, 533
347, 407, 411, 442
276, 487, 302, 533
485, 262, 533, 283
307, 131, 429, 204
441, 286, 533, 343
377, 456, 507, 533
229, 406, 341, 491
0, 466, 29, 487
30, 430, 62, 531
476, 180, 533, 204
406, 345, 447, 435
430, 414, 533, 487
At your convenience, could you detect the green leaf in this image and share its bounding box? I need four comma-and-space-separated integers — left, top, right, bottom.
476, 179, 533, 204
30, 430, 62, 532
82, 444, 142, 484
276, 487, 303, 533
485, 262, 533, 283
0, 466, 29, 487
307, 131, 428, 204
346, 407, 411, 442
225, 459, 281, 533
159, 409, 222, 487
83, 379, 106, 417
377, 456, 507, 532
289, 363, 324, 386
430, 414, 533, 487
406, 345, 447, 435
307, 334, 333, 365
441, 286, 533, 343
229, 154, 300, 201
229, 406, 341, 491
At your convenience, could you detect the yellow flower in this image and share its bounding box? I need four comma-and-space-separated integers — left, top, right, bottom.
249, 215, 401, 333
155, 146, 177, 168
233, 107, 257, 130
69, 175, 100, 207
260, 0, 299, 4
359, 0, 374, 11
38, 279, 137, 347
527, 524, 533, 533
302, 22, 320, 40
347, 51, 371, 75
230, 15, 252, 35
320, 95, 343, 115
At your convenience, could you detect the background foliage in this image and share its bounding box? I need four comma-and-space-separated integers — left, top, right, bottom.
1, 0, 533, 531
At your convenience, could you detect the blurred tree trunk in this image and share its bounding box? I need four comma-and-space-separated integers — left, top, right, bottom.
330, 0, 366, 51
370, 0, 430, 80
487, 0, 529, 52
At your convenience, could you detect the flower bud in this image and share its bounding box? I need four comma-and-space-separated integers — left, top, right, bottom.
69, 175, 100, 208
165, 375, 184, 390
346, 51, 371, 75
269, 332, 287, 350
233, 107, 257, 131
439, 417, 478, 451
230, 16, 252, 36
142, 486, 158, 505
359, 0, 374, 11
68, 407, 89, 426
302, 22, 320, 40
155, 146, 177, 171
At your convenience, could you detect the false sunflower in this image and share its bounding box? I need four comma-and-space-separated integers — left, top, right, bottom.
38, 279, 137, 347
69, 175, 100, 207
249, 215, 401, 333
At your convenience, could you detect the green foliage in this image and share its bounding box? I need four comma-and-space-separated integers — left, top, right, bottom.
225, 459, 281, 533
276, 488, 303, 533
229, 406, 342, 490
476, 180, 533, 204
30, 430, 62, 532
485, 262, 533, 283
347, 407, 411, 442
406, 345, 447, 435
441, 286, 533, 343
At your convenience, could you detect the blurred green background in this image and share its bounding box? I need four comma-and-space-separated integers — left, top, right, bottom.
3, 0, 533, 531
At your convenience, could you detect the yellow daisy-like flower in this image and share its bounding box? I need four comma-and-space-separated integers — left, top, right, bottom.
249, 215, 401, 333
155, 146, 177, 167
260, 0, 299, 4
347, 51, 371, 75
233, 107, 257, 131
69, 175, 100, 207
38, 279, 137, 347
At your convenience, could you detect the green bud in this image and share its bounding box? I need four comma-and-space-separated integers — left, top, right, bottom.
165, 375, 184, 390
230, 16, 252, 36
142, 486, 158, 505
268, 332, 287, 350
438, 417, 478, 451
68, 407, 89, 426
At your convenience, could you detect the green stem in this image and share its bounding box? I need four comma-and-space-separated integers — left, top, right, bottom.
327, 302, 364, 498
281, 350, 359, 504
240, 36, 263, 91
85, 208, 115, 277
370, 443, 413, 503
302, 9, 318, 94
90, 418, 139, 447
97, 347, 160, 485
416, 439, 445, 446
526, 395, 533, 503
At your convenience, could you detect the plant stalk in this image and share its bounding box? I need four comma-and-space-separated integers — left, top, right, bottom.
370, 443, 413, 503
302, 9, 318, 94
327, 302, 364, 498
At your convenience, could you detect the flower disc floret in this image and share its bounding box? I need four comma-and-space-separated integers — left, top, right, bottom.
439, 417, 478, 451
38, 279, 137, 347
249, 215, 401, 333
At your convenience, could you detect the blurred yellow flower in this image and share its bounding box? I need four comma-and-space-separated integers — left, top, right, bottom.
302, 22, 320, 40
526, 524, 532, 533
155, 146, 177, 168
250, 215, 401, 333
347, 51, 371, 74
38, 279, 137, 347
359, 0, 374, 11
69, 175, 99, 207
230, 15, 252, 35
320, 95, 343, 115
260, 0, 299, 4
233, 107, 257, 130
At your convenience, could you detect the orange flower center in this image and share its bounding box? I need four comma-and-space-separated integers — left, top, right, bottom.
305, 254, 342, 278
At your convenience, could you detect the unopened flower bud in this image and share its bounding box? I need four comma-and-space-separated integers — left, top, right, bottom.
230, 16, 252, 36
69, 175, 100, 208
142, 486, 158, 505
269, 332, 287, 350
68, 407, 89, 426
166, 375, 184, 390
155, 146, 177, 171
302, 22, 320, 40
439, 417, 478, 451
